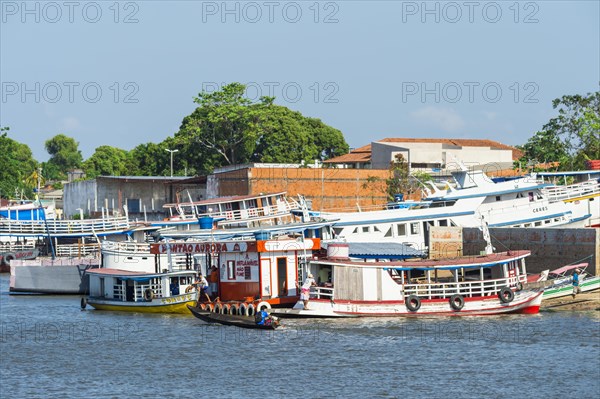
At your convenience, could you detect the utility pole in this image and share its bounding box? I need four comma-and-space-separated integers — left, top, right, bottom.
165, 149, 179, 177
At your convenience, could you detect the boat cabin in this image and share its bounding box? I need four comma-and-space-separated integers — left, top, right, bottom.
307, 250, 530, 302
150, 237, 321, 306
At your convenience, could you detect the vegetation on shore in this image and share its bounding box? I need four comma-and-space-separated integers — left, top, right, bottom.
1, 85, 598, 199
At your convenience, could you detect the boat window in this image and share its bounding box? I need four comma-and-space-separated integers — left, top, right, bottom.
384, 227, 393, 237
362, 226, 370, 233
544, 220, 551, 224
410, 222, 420, 235
439, 219, 448, 227
524, 223, 531, 227
227, 260, 235, 280
352, 227, 358, 234
496, 196, 501, 201
554, 218, 560, 223
450, 221, 457, 227
333, 228, 344, 237
427, 221, 434, 227
397, 224, 406, 236
373, 226, 381, 232
534, 221, 542, 227
528, 192, 534, 202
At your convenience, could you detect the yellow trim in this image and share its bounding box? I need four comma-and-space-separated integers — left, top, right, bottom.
563, 193, 600, 202
88, 300, 197, 314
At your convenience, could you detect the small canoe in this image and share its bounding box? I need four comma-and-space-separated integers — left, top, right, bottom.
187, 305, 280, 330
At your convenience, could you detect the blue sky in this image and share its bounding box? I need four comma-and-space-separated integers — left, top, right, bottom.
1, 0, 599, 161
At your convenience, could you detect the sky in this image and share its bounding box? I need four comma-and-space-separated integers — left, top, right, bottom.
1, 0, 599, 162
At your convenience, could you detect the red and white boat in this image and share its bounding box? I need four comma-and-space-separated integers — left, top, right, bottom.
275, 244, 543, 317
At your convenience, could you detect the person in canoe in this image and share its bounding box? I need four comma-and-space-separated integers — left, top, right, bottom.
255, 308, 279, 327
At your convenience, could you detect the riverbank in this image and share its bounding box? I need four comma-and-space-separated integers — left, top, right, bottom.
542, 291, 600, 312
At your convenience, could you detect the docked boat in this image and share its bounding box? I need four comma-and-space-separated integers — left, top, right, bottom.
187, 305, 280, 330
542, 263, 600, 300
83, 269, 198, 313
274, 244, 544, 317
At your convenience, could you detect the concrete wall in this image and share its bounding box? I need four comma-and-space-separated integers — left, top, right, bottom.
96, 179, 174, 219
63, 180, 97, 218
463, 228, 599, 275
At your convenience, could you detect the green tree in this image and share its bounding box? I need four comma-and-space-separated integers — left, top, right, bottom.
44, 134, 83, 179
517, 90, 599, 170
177, 82, 265, 167
515, 130, 570, 170
0, 127, 38, 198
175, 83, 349, 173
83, 146, 132, 178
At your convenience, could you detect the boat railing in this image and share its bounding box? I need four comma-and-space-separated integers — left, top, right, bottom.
402, 275, 526, 300
0, 241, 36, 251
311, 286, 334, 299
101, 241, 152, 254
0, 216, 131, 236
542, 180, 600, 202
55, 243, 100, 257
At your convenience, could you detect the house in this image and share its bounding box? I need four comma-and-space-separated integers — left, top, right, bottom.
324, 138, 522, 172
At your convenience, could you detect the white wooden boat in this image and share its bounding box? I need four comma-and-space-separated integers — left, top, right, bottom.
275, 246, 543, 317
83, 269, 198, 313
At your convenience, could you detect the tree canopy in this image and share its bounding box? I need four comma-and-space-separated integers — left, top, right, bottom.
0, 127, 38, 198
517, 90, 600, 170
44, 134, 83, 179
175, 82, 349, 173
83, 145, 133, 178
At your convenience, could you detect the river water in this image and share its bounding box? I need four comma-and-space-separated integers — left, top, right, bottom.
1, 273, 599, 398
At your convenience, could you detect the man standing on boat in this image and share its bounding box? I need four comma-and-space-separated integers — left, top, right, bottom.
572, 269, 581, 298
196, 273, 211, 303
300, 273, 317, 310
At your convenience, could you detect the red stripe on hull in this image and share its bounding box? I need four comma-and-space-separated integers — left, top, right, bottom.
516, 305, 540, 314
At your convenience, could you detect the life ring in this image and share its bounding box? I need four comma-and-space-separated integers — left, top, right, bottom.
80, 297, 87, 309
144, 289, 154, 301
515, 282, 523, 291
214, 304, 222, 314
405, 295, 421, 312
239, 303, 248, 316
221, 304, 231, 315
449, 294, 464, 311
498, 287, 514, 303
199, 303, 207, 311
256, 301, 271, 312
230, 304, 239, 316
247, 303, 256, 316
206, 303, 215, 312
3, 253, 15, 265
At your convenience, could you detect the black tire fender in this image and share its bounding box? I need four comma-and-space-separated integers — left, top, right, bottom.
449, 294, 465, 311
405, 295, 421, 312
498, 287, 514, 303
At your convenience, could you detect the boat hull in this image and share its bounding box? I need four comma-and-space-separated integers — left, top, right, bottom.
187, 305, 279, 329
543, 276, 600, 300
87, 294, 197, 314
276, 290, 544, 318
9, 259, 100, 294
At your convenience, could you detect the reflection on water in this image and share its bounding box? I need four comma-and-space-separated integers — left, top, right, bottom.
1, 274, 599, 398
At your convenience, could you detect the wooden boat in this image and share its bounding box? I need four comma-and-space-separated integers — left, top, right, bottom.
83, 269, 198, 313
187, 305, 280, 330
273, 244, 544, 318
543, 263, 600, 300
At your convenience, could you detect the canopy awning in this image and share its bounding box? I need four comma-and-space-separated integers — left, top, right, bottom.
549, 263, 588, 276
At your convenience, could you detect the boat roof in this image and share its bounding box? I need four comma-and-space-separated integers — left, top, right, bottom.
549, 263, 588, 276
314, 250, 531, 270
321, 241, 425, 259
163, 192, 288, 208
